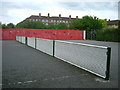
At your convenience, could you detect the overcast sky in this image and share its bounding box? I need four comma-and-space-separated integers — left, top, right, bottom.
0, 0, 119, 25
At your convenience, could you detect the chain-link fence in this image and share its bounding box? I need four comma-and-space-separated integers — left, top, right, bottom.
86, 30, 97, 40
55, 40, 111, 80
16, 36, 111, 80
36, 38, 53, 56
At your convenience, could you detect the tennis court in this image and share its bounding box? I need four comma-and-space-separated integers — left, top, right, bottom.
2, 40, 119, 88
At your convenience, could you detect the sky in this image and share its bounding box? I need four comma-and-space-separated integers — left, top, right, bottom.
0, 0, 119, 25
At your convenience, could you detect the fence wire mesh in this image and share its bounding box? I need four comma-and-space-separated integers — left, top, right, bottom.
27, 37, 36, 48
15, 37, 111, 79
55, 40, 109, 79
36, 38, 53, 56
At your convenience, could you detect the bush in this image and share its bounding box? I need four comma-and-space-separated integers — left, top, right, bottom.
96, 27, 120, 42
16, 21, 46, 29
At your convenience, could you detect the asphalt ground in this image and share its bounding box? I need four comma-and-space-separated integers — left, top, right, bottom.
2, 40, 119, 88
0, 41, 2, 90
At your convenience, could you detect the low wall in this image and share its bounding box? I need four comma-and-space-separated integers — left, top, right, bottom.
0, 29, 85, 40
27, 37, 36, 48
16, 36, 111, 80
36, 38, 53, 56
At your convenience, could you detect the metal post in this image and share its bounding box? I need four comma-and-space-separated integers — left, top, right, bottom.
35, 38, 36, 49
53, 40, 55, 57
105, 47, 111, 80
25, 37, 27, 45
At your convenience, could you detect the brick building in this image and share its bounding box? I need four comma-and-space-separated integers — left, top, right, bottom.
107, 20, 119, 28
22, 13, 78, 26
20, 13, 119, 28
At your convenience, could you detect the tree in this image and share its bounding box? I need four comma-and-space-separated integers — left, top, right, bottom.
0, 23, 2, 28
69, 15, 103, 31
16, 20, 46, 29
56, 23, 68, 30
98, 19, 107, 28
2, 24, 7, 29
47, 23, 56, 29
69, 19, 82, 30
7, 23, 15, 28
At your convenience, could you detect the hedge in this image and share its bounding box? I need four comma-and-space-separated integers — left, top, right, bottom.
96, 27, 120, 42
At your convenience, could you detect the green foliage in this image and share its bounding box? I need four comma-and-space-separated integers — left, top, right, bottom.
1, 24, 7, 29
0, 23, 2, 28
98, 19, 107, 28
47, 23, 57, 29
96, 27, 120, 42
69, 19, 82, 30
7, 23, 15, 28
81, 16, 95, 30
69, 15, 103, 31
0, 23, 15, 29
56, 23, 68, 30
16, 21, 46, 29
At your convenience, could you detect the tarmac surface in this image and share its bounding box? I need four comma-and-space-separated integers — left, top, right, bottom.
0, 41, 2, 90
2, 40, 119, 88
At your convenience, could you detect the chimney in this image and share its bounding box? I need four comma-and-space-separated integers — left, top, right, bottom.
104, 19, 107, 21
59, 14, 61, 18
108, 19, 110, 21
39, 13, 41, 18
76, 16, 78, 19
69, 15, 71, 19
48, 13, 50, 18
94, 16, 97, 19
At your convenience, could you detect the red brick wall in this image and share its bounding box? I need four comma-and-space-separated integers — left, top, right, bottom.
0, 29, 84, 40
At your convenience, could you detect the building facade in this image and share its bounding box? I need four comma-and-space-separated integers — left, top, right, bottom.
22, 13, 78, 26
107, 20, 119, 28
20, 13, 119, 28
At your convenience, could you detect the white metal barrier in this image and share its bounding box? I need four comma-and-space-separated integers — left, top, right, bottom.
15, 36, 111, 80
36, 38, 53, 56
27, 37, 36, 48
16, 36, 26, 44
16, 36, 19, 41
55, 40, 111, 80
21, 36, 26, 44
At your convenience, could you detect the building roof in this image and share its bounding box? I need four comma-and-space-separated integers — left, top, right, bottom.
28, 15, 76, 20
107, 20, 119, 25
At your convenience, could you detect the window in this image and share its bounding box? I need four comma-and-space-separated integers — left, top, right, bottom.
32, 19, 35, 21
42, 19, 45, 22
46, 20, 48, 22
54, 20, 56, 22
51, 20, 53, 22
46, 23, 48, 25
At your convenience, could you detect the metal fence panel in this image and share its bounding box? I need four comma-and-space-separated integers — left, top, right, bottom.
18, 36, 20, 42
21, 36, 26, 44
17, 36, 20, 42
36, 38, 53, 56
55, 40, 110, 79
27, 37, 35, 48
20, 36, 22, 43
16, 36, 19, 41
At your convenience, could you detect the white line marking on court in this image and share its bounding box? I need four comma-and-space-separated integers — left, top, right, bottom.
3, 74, 89, 85
95, 78, 110, 83
0, 84, 2, 86
23, 80, 36, 83
43, 75, 88, 81
17, 82, 22, 84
